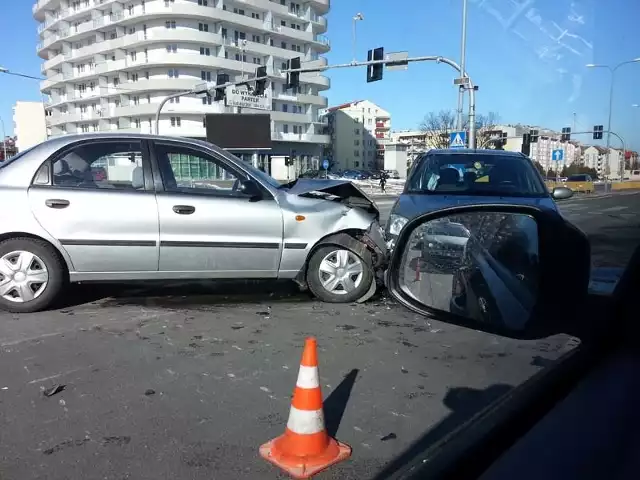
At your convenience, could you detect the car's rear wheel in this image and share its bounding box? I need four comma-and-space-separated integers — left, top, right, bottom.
307, 245, 374, 303
0, 238, 66, 313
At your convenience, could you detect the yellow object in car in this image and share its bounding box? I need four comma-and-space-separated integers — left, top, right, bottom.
475, 175, 489, 183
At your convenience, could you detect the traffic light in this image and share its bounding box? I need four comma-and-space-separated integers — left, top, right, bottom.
530, 129, 539, 143
593, 125, 604, 140
214, 73, 229, 102
366, 47, 384, 83
561, 127, 571, 142
521, 133, 531, 156
253, 66, 267, 96
286, 57, 301, 90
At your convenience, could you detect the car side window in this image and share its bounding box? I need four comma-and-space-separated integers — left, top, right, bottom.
154, 142, 245, 196
49, 141, 145, 190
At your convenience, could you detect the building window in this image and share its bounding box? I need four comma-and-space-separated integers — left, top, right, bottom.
168, 68, 179, 78
354, 150, 360, 157
200, 47, 211, 56
252, 34, 261, 43
354, 139, 359, 146
133, 96, 139, 105
202, 96, 212, 105
134, 118, 141, 128
282, 104, 288, 112
253, 57, 261, 65
201, 71, 212, 81
251, 12, 260, 19
198, 0, 207, 4
199, 23, 209, 32
170, 116, 181, 127
131, 73, 139, 82
234, 53, 247, 62
293, 125, 299, 134
169, 96, 180, 103
283, 124, 289, 133
165, 20, 176, 29
166, 44, 177, 52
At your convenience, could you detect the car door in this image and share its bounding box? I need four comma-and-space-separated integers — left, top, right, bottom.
27, 138, 159, 275
150, 140, 284, 277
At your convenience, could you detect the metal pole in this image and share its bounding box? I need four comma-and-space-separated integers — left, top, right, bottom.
351, 13, 363, 63
155, 91, 190, 134
605, 66, 614, 187
456, 0, 468, 131
0, 117, 7, 161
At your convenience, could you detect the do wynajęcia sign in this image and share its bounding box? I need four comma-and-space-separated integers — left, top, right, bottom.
225, 86, 272, 111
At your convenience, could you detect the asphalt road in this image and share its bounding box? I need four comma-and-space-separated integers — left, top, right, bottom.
1, 192, 638, 480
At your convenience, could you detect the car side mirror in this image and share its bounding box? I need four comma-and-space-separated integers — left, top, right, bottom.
238, 179, 262, 199
552, 186, 573, 200
386, 205, 591, 340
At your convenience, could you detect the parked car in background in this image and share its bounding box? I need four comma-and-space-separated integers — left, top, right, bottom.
384, 170, 401, 179
0, 133, 387, 312
341, 170, 369, 180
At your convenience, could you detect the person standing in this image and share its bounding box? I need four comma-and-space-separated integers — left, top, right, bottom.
379, 173, 387, 193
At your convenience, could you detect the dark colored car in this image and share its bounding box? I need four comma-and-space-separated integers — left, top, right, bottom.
386, 149, 573, 250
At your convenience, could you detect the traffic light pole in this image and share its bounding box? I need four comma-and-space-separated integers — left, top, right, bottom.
283, 55, 478, 148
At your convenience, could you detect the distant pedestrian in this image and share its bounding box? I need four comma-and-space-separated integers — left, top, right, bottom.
379, 174, 387, 193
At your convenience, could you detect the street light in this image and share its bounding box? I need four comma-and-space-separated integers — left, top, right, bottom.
352, 13, 364, 63
586, 58, 640, 180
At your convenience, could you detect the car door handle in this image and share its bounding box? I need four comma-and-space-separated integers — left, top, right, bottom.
172, 205, 195, 215
45, 199, 70, 209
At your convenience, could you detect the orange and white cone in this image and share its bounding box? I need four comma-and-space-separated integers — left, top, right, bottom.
259, 337, 351, 479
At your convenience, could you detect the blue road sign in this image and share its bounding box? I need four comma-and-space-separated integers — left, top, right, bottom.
322, 159, 329, 170
552, 149, 564, 161
449, 131, 466, 149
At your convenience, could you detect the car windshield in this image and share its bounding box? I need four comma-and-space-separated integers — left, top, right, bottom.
406, 153, 547, 197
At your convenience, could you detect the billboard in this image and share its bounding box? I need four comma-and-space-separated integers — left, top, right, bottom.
204, 114, 272, 150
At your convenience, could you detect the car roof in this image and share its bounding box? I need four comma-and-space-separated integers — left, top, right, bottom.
425, 149, 527, 158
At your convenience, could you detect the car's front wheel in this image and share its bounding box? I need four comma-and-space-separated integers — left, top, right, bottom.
0, 237, 66, 313
306, 245, 374, 303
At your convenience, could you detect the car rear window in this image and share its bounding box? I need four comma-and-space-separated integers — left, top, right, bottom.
406, 153, 547, 197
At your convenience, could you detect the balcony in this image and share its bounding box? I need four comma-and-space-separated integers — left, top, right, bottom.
274, 132, 330, 144
376, 122, 390, 130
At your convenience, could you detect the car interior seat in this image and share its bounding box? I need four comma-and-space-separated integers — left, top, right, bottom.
436, 167, 462, 190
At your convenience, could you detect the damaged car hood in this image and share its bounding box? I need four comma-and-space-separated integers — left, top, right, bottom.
283, 179, 379, 215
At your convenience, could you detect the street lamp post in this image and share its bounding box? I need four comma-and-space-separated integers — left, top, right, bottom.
352, 13, 364, 63
586, 58, 640, 182
456, 0, 468, 131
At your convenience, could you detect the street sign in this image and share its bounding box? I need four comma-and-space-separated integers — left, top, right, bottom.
453, 77, 471, 87
225, 86, 272, 111
552, 149, 564, 162
193, 82, 214, 97
449, 131, 466, 149
385, 51, 409, 71
322, 159, 329, 170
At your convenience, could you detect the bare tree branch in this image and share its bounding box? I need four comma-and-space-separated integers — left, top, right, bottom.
419, 110, 502, 149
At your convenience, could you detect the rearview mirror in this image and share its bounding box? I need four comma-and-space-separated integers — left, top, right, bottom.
552, 186, 573, 200
386, 205, 591, 339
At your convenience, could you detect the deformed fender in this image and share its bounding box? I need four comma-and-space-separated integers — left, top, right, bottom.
293, 225, 388, 294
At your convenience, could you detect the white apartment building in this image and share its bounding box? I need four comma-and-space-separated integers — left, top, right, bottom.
12, 101, 48, 152
34, 0, 330, 172
529, 136, 579, 172
325, 100, 391, 171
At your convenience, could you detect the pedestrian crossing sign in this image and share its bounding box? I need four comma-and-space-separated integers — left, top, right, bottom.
449, 131, 466, 149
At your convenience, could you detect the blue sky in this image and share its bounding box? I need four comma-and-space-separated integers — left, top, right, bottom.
2, 0, 639, 150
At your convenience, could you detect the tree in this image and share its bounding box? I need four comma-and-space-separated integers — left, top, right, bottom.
418, 110, 501, 149
533, 161, 545, 176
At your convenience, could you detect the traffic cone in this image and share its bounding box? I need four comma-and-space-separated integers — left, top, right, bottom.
259, 337, 351, 479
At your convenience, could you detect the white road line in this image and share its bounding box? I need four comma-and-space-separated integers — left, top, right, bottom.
600, 206, 629, 213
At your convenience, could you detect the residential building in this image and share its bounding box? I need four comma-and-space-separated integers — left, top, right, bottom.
582, 145, 608, 176
390, 130, 429, 167
325, 100, 390, 171
529, 134, 579, 172
13, 101, 48, 152
34, 0, 331, 175
0, 137, 19, 161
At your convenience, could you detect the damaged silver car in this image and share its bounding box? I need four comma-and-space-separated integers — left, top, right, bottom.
0, 133, 387, 313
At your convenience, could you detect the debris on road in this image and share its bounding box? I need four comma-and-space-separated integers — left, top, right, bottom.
381, 433, 397, 442
144, 389, 156, 396
43, 384, 65, 397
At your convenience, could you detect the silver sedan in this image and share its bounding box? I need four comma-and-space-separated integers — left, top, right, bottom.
0, 133, 386, 313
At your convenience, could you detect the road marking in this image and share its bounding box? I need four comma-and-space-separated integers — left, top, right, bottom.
599, 206, 628, 213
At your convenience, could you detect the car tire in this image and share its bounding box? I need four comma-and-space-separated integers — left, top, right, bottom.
307, 245, 374, 303
0, 237, 67, 313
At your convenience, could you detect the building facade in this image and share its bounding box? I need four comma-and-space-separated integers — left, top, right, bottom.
13, 101, 48, 152
34, 0, 331, 174
325, 100, 390, 171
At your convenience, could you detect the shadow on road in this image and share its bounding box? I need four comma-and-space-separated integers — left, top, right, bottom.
55, 280, 313, 310
373, 383, 513, 479
324, 368, 359, 438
